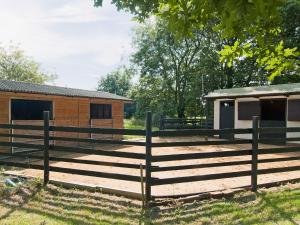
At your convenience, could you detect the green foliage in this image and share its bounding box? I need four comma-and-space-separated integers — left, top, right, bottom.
95, 0, 300, 80
96, 0, 283, 39
219, 0, 300, 80
130, 21, 268, 118
97, 65, 133, 97
0, 45, 56, 84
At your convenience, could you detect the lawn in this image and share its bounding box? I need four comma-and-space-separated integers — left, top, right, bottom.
123, 119, 159, 139
0, 175, 299, 225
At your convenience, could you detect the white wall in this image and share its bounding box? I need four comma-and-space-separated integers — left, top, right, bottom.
214, 95, 300, 140
214, 100, 220, 130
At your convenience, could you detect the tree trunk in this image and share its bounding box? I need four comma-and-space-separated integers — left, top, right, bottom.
225, 66, 234, 88
177, 88, 186, 118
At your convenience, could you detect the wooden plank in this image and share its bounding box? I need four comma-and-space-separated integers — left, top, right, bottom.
0, 161, 44, 170
50, 126, 145, 136
259, 127, 300, 133
0, 141, 44, 149
49, 157, 145, 169
151, 139, 251, 148
0, 133, 43, 139
152, 149, 252, 162
259, 146, 300, 154
152, 170, 252, 186
152, 160, 252, 172
0, 152, 44, 159
0, 124, 44, 130
286, 137, 300, 142
49, 166, 144, 182
51, 145, 146, 159
258, 166, 300, 175
152, 128, 252, 137
152, 156, 300, 172
51, 136, 146, 146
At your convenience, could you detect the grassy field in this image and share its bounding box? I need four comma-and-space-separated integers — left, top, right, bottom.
0, 175, 299, 225
123, 119, 159, 139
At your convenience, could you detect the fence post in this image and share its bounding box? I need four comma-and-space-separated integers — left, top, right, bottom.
159, 115, 164, 130
145, 111, 152, 205
251, 116, 259, 192
43, 111, 50, 186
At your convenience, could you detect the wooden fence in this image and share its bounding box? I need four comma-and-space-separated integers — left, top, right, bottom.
159, 116, 213, 130
0, 112, 299, 206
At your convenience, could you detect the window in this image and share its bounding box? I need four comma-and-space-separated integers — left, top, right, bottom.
90, 104, 112, 119
288, 99, 300, 121
238, 101, 260, 120
11, 99, 53, 120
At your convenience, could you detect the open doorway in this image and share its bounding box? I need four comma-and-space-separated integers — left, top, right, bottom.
260, 99, 287, 143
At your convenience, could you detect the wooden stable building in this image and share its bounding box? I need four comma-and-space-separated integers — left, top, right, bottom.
0, 79, 132, 152
205, 83, 300, 140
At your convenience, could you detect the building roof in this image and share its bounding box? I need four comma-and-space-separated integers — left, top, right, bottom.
0, 79, 132, 101
205, 83, 300, 99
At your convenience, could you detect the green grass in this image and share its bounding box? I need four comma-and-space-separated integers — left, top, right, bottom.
123, 119, 159, 139
0, 180, 299, 225
124, 119, 146, 130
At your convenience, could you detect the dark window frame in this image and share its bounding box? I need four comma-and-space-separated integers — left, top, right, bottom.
90, 103, 112, 119
11, 99, 53, 120
288, 99, 300, 121
238, 101, 260, 120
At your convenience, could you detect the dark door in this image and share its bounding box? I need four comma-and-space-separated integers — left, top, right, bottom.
220, 101, 234, 139
260, 99, 286, 143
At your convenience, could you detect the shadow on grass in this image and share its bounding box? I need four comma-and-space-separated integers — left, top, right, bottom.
0, 184, 299, 225
0, 183, 42, 220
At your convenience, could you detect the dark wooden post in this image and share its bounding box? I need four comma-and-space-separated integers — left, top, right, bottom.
145, 111, 152, 205
43, 111, 50, 186
159, 115, 164, 130
251, 116, 259, 192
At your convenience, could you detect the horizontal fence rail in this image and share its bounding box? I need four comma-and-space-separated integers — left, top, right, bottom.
152, 156, 300, 172
50, 126, 146, 135
152, 170, 252, 186
50, 136, 146, 146
0, 124, 44, 130
151, 139, 251, 148
152, 149, 252, 162
48, 166, 146, 182
152, 128, 252, 137
50, 145, 146, 159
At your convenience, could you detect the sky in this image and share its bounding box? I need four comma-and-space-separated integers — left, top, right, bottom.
0, 0, 138, 90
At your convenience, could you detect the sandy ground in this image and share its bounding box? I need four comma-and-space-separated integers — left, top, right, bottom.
4, 136, 300, 197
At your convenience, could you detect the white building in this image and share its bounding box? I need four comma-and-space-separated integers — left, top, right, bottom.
205, 83, 300, 140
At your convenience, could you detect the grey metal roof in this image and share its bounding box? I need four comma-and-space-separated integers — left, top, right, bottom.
205, 83, 300, 99
0, 79, 132, 101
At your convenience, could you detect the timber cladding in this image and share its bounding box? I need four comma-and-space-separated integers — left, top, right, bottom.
0, 91, 125, 152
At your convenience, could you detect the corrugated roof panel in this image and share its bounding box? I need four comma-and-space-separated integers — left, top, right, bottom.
205, 83, 300, 99
0, 79, 132, 101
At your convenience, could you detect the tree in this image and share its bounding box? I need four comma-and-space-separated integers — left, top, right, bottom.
97, 66, 133, 97
130, 21, 267, 118
0, 45, 55, 84
95, 0, 299, 80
